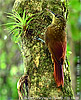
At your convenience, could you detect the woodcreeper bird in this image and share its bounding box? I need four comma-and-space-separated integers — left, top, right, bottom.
45, 9, 67, 87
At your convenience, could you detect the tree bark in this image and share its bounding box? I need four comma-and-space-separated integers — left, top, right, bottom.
13, 0, 74, 99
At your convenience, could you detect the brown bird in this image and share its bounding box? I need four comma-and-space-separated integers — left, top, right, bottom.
45, 9, 67, 87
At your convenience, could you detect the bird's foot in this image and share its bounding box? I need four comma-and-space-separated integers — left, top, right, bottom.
34, 36, 45, 43
17, 75, 29, 100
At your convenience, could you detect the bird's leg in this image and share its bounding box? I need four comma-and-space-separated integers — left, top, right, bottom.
17, 75, 29, 100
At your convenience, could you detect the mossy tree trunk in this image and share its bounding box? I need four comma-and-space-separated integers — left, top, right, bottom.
13, 0, 74, 99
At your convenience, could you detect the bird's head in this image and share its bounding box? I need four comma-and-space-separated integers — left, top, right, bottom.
45, 8, 66, 29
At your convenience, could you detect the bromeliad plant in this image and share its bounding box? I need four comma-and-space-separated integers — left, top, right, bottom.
5, 10, 34, 43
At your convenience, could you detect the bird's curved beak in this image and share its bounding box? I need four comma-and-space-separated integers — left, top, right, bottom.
45, 8, 55, 24
45, 8, 55, 16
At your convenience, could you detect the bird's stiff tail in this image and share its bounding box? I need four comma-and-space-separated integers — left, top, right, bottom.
53, 60, 64, 87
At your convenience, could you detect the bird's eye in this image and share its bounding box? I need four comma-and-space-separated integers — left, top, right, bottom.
55, 14, 63, 18
56, 15, 62, 18
56, 16, 60, 18
55, 14, 58, 17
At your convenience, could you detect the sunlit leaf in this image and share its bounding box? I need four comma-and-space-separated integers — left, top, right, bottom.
1, 63, 6, 69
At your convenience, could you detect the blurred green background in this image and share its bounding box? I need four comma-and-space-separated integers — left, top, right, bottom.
0, 0, 81, 100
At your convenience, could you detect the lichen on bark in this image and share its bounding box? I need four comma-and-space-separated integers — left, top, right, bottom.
13, 0, 74, 99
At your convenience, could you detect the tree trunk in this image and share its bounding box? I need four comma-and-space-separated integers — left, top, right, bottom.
13, 0, 74, 99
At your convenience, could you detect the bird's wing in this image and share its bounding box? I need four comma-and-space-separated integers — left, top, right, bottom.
48, 41, 66, 64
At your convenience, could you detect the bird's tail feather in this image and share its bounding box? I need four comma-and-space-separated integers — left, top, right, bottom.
53, 60, 64, 87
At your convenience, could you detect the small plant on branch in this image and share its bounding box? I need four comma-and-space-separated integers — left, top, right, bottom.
5, 10, 34, 43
